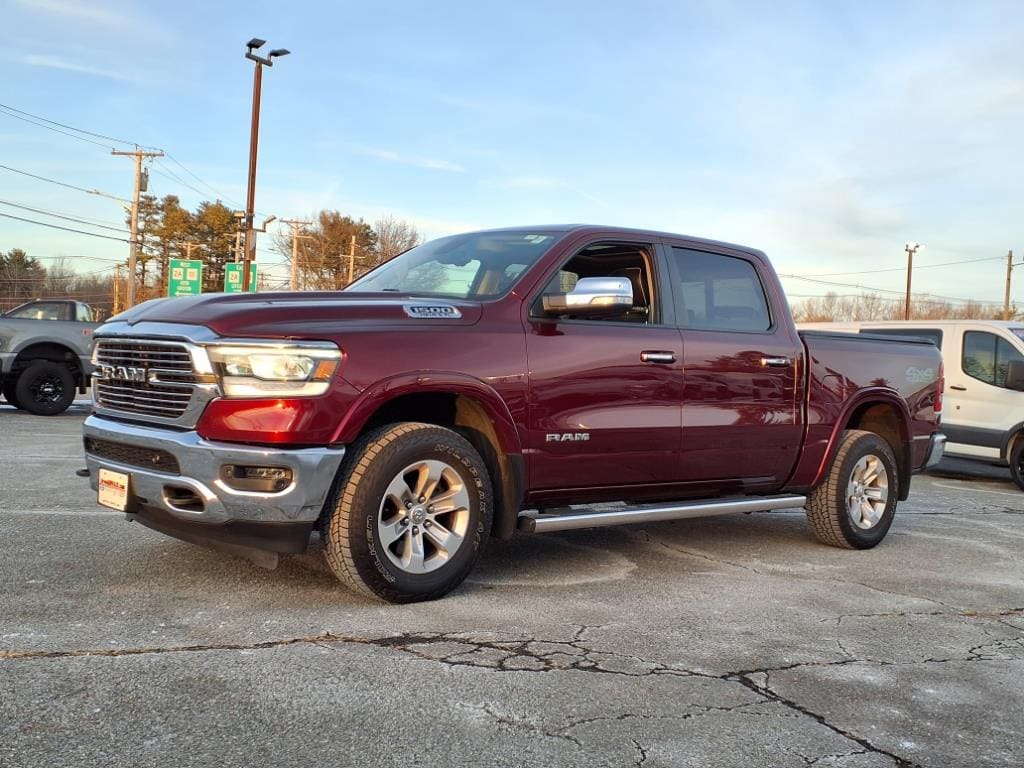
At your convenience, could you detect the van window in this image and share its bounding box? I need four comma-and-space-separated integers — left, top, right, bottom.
962, 331, 1024, 388
858, 328, 942, 347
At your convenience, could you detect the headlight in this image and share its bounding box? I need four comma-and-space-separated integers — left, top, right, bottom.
206, 343, 341, 397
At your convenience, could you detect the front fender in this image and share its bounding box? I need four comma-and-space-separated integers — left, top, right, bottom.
330, 371, 523, 456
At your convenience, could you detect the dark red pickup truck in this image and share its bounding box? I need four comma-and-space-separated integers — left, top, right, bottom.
83, 225, 945, 602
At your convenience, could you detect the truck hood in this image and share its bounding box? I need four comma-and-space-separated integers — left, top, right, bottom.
107, 291, 484, 338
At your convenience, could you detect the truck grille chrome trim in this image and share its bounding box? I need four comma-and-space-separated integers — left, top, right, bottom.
92, 337, 219, 428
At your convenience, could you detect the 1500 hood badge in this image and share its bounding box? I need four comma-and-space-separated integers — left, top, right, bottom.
403, 303, 462, 319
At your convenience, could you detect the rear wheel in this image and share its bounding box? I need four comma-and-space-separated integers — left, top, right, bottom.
14, 361, 76, 416
805, 429, 898, 549
1008, 438, 1024, 491
323, 422, 492, 603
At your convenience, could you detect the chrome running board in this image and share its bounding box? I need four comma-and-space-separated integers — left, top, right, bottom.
517, 494, 807, 534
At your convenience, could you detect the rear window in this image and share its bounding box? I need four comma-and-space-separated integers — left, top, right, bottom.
858, 328, 942, 347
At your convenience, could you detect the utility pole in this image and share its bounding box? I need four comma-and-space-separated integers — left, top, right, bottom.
903, 242, 921, 321
280, 219, 312, 290
1005, 250, 1015, 321
347, 234, 357, 285
112, 146, 163, 308
241, 38, 289, 293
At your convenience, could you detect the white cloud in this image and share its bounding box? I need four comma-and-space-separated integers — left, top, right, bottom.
354, 146, 465, 173
22, 54, 133, 82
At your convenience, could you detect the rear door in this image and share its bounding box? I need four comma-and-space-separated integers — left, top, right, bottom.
665, 245, 803, 491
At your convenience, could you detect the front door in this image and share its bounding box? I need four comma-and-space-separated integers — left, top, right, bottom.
524, 240, 684, 492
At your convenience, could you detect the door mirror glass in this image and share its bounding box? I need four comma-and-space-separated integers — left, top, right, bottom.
1005, 359, 1024, 391
541, 276, 633, 317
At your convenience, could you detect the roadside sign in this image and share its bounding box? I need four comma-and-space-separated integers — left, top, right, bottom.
224, 263, 258, 293
168, 259, 203, 296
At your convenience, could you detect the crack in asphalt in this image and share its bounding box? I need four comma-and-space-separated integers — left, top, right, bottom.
820, 607, 1024, 627
630, 738, 648, 766
7, 626, 1021, 767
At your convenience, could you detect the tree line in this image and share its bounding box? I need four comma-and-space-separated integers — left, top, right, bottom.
0, 249, 115, 317
791, 291, 1010, 322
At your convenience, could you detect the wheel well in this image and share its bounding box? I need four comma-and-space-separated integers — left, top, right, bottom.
845, 401, 910, 497
12, 343, 85, 388
348, 392, 522, 539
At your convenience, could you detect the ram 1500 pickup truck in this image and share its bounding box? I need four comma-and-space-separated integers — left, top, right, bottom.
1, 299, 100, 415
82, 225, 945, 602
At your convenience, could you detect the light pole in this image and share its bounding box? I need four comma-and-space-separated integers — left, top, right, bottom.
241, 38, 289, 293
903, 242, 921, 320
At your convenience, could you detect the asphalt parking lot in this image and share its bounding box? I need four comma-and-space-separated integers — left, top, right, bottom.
1, 403, 1022, 768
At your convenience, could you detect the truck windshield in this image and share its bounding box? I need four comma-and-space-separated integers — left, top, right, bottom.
346, 230, 563, 299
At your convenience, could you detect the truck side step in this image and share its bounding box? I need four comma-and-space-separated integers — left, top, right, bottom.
517, 494, 808, 534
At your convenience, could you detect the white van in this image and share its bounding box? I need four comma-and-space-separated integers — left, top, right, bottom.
799, 320, 1024, 489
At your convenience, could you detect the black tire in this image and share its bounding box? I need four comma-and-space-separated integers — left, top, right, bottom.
14, 361, 76, 416
805, 429, 898, 549
323, 422, 492, 603
1009, 439, 1024, 492
2, 380, 23, 409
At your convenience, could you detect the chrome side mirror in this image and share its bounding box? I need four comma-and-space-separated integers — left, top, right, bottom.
541, 277, 633, 317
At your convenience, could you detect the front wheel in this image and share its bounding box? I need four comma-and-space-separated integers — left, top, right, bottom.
14, 361, 76, 416
323, 422, 492, 603
805, 429, 898, 549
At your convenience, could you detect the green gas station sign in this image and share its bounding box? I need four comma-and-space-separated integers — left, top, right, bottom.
223, 263, 258, 293
168, 259, 203, 296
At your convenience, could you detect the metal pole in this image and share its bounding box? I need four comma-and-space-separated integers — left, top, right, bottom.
241, 61, 263, 293
1005, 250, 1014, 321
903, 245, 915, 320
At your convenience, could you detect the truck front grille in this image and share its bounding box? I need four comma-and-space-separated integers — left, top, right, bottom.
93, 339, 198, 420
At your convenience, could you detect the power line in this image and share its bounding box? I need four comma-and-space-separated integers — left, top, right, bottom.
779, 273, 1002, 305
150, 165, 216, 202
0, 211, 131, 242
162, 153, 242, 208
0, 106, 114, 149
791, 254, 1007, 278
0, 163, 130, 204
0, 199, 129, 233
0, 102, 150, 148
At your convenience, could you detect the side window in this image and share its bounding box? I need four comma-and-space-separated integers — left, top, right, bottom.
536, 242, 657, 324
76, 303, 93, 322
7, 302, 62, 320
963, 331, 1024, 387
671, 248, 771, 332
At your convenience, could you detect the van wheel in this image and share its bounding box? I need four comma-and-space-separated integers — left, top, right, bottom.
1008, 439, 1024, 491
14, 361, 75, 416
323, 422, 492, 603
805, 429, 898, 549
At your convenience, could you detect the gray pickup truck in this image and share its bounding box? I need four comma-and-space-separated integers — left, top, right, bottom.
0, 299, 100, 415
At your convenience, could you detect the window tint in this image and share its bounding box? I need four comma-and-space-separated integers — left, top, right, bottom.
859, 328, 942, 347
671, 248, 771, 332
963, 331, 1024, 388
7, 302, 62, 320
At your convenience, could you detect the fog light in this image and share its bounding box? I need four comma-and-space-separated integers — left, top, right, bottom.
220, 464, 293, 493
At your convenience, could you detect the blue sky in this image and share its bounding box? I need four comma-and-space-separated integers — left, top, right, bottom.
1, 0, 1022, 304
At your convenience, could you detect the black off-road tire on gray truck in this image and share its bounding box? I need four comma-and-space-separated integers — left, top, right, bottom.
13, 361, 76, 416
805, 429, 898, 549
323, 422, 493, 603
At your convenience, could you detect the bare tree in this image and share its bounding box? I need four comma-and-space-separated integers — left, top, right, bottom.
792, 291, 1009, 322
373, 215, 422, 264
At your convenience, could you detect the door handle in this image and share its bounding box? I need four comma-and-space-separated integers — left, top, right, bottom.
641, 351, 676, 364
949, 385, 967, 391
761, 356, 791, 367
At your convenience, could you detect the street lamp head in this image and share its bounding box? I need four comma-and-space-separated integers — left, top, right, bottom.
247, 38, 266, 50
905, 242, 921, 252
269, 49, 290, 58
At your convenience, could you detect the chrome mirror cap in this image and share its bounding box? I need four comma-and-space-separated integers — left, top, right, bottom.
542, 277, 633, 316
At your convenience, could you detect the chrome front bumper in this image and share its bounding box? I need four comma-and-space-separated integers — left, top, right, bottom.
925, 432, 947, 469
83, 415, 346, 527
